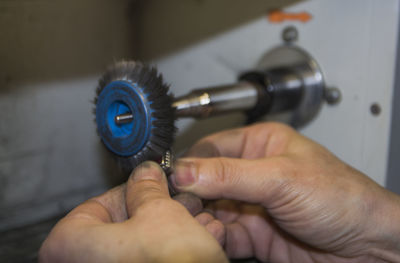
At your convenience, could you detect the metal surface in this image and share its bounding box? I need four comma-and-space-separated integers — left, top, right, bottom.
325, 87, 342, 105
96, 80, 153, 157
173, 45, 326, 125
160, 150, 173, 175
282, 26, 299, 43
370, 103, 382, 116
173, 82, 259, 118
95, 62, 175, 172
386, 4, 400, 194
115, 113, 134, 125
257, 45, 326, 127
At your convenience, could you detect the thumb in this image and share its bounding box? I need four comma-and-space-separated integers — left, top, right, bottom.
125, 161, 170, 217
171, 157, 290, 206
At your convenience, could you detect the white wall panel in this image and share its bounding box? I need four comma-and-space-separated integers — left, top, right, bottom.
156, 0, 399, 185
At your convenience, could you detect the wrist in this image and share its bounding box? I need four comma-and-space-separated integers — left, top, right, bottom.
367, 189, 400, 262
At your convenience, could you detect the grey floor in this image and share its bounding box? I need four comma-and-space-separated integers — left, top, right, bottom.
0, 217, 60, 263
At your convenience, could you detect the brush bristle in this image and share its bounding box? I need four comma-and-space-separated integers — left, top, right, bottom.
94, 61, 176, 173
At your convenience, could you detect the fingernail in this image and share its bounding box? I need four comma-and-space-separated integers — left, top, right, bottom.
173, 159, 196, 187
130, 161, 165, 182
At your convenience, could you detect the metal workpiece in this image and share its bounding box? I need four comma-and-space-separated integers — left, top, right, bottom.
325, 87, 342, 105
111, 46, 332, 127
97, 45, 335, 174
114, 113, 134, 125
255, 45, 327, 127
112, 46, 332, 127
173, 82, 259, 118
263, 67, 304, 114
160, 150, 173, 175
172, 45, 331, 127
282, 26, 299, 43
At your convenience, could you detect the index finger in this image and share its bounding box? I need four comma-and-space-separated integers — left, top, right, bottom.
185, 122, 296, 159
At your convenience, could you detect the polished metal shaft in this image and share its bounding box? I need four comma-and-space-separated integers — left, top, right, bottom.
114, 81, 260, 124
115, 113, 134, 125
173, 82, 259, 118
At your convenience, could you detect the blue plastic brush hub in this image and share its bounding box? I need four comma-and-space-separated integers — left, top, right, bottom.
96, 80, 152, 157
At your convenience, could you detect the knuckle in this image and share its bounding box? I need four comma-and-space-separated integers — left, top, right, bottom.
134, 180, 163, 194
275, 156, 296, 176
212, 158, 229, 185
251, 122, 295, 141
211, 158, 241, 187
144, 197, 171, 209
211, 219, 225, 234
207, 219, 225, 241
252, 122, 290, 133
188, 139, 220, 158
266, 156, 297, 183
246, 123, 294, 149
135, 189, 164, 205
128, 181, 169, 211
134, 197, 171, 216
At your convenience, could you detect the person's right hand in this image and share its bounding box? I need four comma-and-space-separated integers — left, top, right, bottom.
171, 123, 400, 263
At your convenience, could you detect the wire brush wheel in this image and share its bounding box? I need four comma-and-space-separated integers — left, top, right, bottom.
95, 61, 175, 172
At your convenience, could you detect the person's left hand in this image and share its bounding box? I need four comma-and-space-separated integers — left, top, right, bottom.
39, 161, 228, 263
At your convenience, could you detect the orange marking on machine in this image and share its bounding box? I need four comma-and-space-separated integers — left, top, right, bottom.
268, 10, 312, 23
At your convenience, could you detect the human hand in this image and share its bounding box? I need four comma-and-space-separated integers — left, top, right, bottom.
171, 123, 400, 262
39, 161, 228, 263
